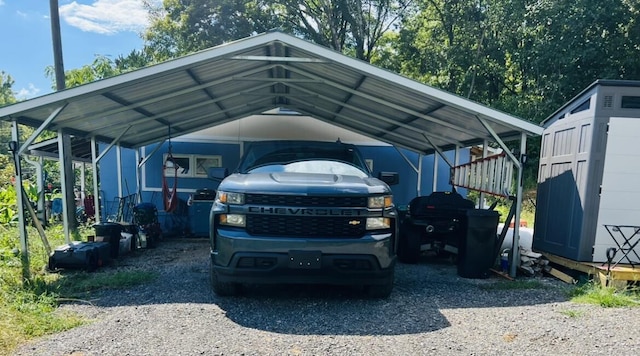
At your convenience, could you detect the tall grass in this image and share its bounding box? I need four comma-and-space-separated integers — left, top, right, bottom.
569, 282, 640, 308
0, 224, 84, 353
0, 223, 156, 354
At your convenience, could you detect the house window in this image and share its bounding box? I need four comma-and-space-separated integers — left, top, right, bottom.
163, 154, 222, 178
164, 154, 191, 178
194, 155, 222, 177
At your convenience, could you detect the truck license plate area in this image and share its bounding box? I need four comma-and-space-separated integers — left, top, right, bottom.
288, 250, 322, 269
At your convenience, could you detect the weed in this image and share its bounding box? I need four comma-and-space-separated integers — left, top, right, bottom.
569, 282, 640, 308
559, 309, 585, 318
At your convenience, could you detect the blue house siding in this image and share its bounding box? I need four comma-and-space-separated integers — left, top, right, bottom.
99, 141, 469, 236
98, 146, 137, 222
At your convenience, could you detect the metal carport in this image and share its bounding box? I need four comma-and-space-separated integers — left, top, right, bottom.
0, 30, 542, 277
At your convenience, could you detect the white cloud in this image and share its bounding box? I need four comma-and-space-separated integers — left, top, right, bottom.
59, 0, 160, 35
16, 84, 42, 100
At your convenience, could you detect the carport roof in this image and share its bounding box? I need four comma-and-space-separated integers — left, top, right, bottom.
0, 31, 542, 155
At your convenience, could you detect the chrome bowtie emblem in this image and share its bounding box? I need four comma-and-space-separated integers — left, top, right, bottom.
348, 220, 361, 225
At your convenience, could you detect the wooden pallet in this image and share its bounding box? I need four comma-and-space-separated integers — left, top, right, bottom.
542, 252, 640, 289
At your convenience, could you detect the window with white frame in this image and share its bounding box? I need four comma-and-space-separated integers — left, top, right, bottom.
194, 155, 222, 177
163, 154, 222, 178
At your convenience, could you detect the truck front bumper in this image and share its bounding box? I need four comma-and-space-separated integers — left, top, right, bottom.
211, 229, 395, 286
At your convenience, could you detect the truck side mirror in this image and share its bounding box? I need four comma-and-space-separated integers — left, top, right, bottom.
208, 167, 229, 181
378, 171, 399, 186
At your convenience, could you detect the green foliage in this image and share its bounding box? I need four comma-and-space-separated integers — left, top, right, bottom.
142, 0, 408, 62
46, 55, 119, 89
0, 225, 84, 354
0, 71, 17, 107
0, 183, 18, 225
390, 0, 640, 123
569, 282, 640, 308
143, 0, 284, 61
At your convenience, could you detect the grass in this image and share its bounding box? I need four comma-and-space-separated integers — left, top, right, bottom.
568, 282, 640, 308
479, 279, 546, 291
0, 223, 156, 355
558, 309, 585, 318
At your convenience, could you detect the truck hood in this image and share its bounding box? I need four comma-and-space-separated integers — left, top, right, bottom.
219, 172, 391, 195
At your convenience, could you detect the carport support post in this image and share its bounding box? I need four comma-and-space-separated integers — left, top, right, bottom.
117, 145, 123, 198
58, 131, 76, 243
509, 132, 527, 278
91, 137, 100, 223
11, 120, 30, 281
417, 154, 423, 197
432, 153, 438, 192
136, 149, 142, 204
479, 141, 488, 208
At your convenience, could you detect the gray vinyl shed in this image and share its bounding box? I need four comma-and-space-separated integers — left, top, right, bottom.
0, 31, 542, 276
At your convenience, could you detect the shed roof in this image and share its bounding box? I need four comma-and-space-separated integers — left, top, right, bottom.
0, 31, 542, 155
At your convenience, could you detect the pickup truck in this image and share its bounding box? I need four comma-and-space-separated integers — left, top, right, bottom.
208, 140, 399, 297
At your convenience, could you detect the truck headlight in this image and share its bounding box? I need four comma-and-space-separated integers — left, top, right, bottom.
368, 195, 393, 208
220, 214, 246, 227
216, 191, 245, 205
366, 217, 391, 230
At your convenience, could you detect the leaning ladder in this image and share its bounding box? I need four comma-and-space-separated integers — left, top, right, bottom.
450, 152, 514, 198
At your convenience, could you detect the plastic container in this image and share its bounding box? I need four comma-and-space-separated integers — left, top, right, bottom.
457, 209, 500, 279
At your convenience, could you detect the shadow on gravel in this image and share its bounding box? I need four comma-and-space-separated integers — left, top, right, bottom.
91, 239, 572, 337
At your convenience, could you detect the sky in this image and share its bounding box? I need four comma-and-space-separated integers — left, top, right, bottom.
0, 0, 161, 100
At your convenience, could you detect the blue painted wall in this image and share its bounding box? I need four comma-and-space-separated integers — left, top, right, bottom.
99, 141, 469, 235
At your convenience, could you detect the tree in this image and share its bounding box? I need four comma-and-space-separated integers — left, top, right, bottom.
278, 0, 410, 62
143, 0, 284, 61
142, 0, 409, 62
0, 71, 17, 108
392, 0, 640, 123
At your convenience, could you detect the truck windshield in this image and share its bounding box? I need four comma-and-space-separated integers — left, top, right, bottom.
248, 160, 369, 178
238, 141, 371, 175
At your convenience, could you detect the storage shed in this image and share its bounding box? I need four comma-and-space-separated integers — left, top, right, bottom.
533, 80, 640, 263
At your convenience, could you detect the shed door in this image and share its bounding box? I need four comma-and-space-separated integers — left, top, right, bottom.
593, 117, 640, 263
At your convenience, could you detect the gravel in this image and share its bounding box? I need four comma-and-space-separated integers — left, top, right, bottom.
13, 238, 640, 356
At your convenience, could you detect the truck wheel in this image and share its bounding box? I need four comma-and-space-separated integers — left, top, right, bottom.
397, 224, 421, 264
366, 270, 394, 299
210, 262, 238, 297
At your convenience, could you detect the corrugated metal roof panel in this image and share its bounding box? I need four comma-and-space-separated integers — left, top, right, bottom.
0, 31, 542, 156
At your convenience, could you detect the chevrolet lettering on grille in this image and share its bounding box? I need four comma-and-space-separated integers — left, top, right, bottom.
247, 206, 365, 216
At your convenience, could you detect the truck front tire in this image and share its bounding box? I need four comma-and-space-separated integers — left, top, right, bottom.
210, 262, 239, 297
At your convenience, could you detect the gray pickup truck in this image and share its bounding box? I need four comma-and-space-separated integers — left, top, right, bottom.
209, 140, 399, 297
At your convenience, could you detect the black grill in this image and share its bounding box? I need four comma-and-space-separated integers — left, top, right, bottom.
245, 194, 367, 207
246, 216, 366, 237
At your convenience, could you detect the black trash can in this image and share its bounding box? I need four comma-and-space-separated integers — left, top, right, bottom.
457, 209, 500, 279
94, 222, 123, 259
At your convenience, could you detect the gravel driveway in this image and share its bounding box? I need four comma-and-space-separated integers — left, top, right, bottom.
14, 238, 640, 356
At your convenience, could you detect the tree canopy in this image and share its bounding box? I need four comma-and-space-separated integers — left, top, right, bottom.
3, 0, 640, 192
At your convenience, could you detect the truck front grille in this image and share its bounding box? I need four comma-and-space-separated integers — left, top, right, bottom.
246, 216, 366, 237
245, 194, 367, 207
